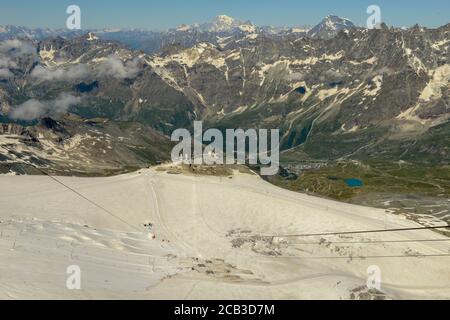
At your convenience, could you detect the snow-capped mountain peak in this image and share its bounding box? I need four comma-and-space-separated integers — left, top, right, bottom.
323, 15, 354, 30
213, 15, 236, 27
308, 15, 355, 39
204, 15, 236, 32
174, 15, 256, 33
201, 15, 256, 33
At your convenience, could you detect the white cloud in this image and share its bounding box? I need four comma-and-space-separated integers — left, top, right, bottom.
30, 55, 141, 82
97, 55, 141, 79
0, 56, 17, 68
10, 93, 82, 120
0, 68, 13, 79
0, 40, 37, 79
54, 93, 82, 111
31, 64, 90, 81
10, 99, 47, 120
0, 39, 36, 57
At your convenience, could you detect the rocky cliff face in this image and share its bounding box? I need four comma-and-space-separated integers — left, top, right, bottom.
145, 24, 450, 162
0, 115, 173, 175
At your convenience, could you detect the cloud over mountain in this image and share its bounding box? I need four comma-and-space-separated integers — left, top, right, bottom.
31, 64, 90, 81
0, 39, 37, 79
96, 55, 141, 79
10, 93, 82, 120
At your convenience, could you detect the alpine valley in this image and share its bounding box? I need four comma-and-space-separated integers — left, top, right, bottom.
0, 15, 449, 214
1, 12, 450, 301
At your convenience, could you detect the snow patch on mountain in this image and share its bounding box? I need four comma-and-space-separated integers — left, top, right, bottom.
419, 64, 450, 101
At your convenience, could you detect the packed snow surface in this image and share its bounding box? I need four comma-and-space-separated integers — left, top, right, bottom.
0, 168, 449, 299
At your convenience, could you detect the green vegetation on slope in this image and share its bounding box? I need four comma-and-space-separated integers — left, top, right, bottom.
268, 160, 450, 201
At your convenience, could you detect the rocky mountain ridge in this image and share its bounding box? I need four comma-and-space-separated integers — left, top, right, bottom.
1, 19, 449, 174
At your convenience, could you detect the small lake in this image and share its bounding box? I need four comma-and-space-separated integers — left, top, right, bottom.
345, 178, 363, 188
295, 86, 306, 94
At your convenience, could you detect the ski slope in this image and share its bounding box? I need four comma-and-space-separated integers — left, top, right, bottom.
0, 168, 449, 299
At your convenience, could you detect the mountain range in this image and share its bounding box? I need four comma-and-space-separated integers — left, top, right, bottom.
0, 15, 449, 175
0, 15, 350, 53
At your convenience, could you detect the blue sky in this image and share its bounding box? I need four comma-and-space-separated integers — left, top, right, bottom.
1, 0, 449, 30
